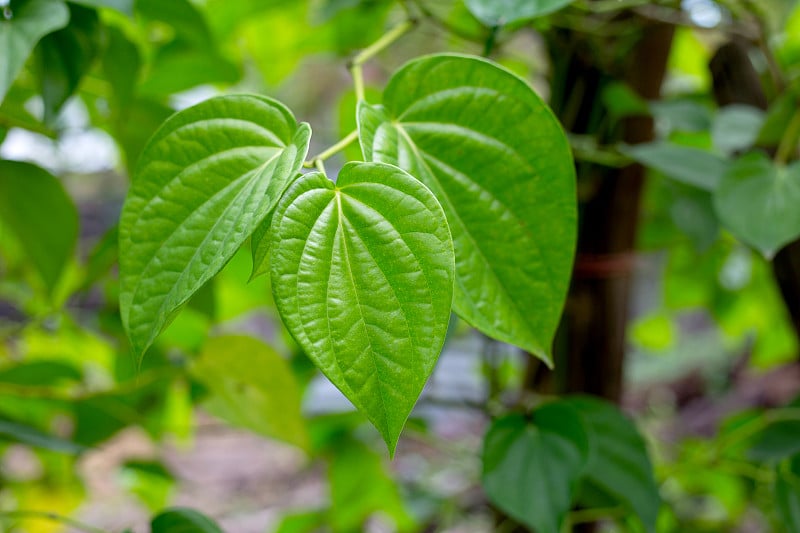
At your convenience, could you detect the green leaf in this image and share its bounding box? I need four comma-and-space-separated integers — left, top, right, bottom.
151, 508, 222, 533
119, 460, 175, 512
139, 46, 240, 97
68, 0, 133, 15
482, 404, 589, 533
270, 162, 454, 453
358, 54, 576, 364
712, 105, 765, 156
119, 94, 310, 359
776, 455, 800, 533
102, 24, 141, 106
714, 152, 800, 259
0, 418, 86, 454
0, 160, 78, 294
190, 335, 308, 450
465, 0, 575, 25
36, 3, 101, 122
563, 396, 660, 533
749, 417, 800, 461
0, 0, 69, 104
623, 141, 731, 191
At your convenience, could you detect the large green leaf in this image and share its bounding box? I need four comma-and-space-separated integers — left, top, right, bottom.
36, 3, 101, 122
191, 335, 308, 450
465, 0, 575, 25
270, 162, 454, 453
119, 94, 310, 360
623, 141, 731, 191
0, 160, 78, 294
151, 508, 222, 533
0, 0, 69, 103
564, 396, 660, 532
713, 152, 800, 259
482, 403, 589, 533
358, 54, 576, 364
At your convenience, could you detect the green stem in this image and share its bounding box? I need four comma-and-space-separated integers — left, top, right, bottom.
315, 158, 326, 175
776, 109, 800, 166
349, 19, 417, 101
303, 129, 359, 169
0, 511, 107, 533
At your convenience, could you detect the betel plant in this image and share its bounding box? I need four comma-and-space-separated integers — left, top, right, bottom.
116, 24, 577, 455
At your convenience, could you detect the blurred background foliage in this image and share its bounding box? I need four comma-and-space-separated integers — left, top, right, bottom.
2, 0, 800, 531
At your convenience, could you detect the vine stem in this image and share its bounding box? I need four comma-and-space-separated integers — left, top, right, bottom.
776, 109, 800, 166
303, 129, 359, 170
349, 18, 417, 101
0, 511, 107, 533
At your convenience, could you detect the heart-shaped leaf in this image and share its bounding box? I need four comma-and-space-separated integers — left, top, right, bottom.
358, 54, 576, 365
482, 403, 589, 533
119, 94, 310, 360
0, 160, 78, 295
270, 162, 454, 453
623, 141, 731, 191
563, 396, 660, 533
714, 152, 800, 259
0, 0, 70, 103
465, 0, 575, 26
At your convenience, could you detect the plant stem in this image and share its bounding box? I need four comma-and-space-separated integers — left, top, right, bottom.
349, 19, 417, 101
776, 109, 800, 166
315, 158, 326, 175
0, 511, 107, 533
303, 130, 358, 168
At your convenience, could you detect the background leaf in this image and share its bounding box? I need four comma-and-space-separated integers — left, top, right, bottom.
465, 0, 575, 26
270, 162, 454, 453
713, 152, 800, 258
0, 0, 69, 103
119, 94, 310, 359
564, 396, 660, 533
68, 0, 132, 15
359, 53, 576, 364
151, 508, 222, 533
482, 404, 588, 533
623, 141, 731, 191
0, 160, 78, 294
190, 335, 308, 450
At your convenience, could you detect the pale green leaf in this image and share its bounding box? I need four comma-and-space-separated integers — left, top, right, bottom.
358, 54, 576, 364
713, 152, 800, 258
623, 141, 731, 191
0, 0, 70, 103
0, 418, 86, 454
482, 403, 589, 533
191, 335, 308, 450
712, 105, 765, 155
270, 162, 454, 453
564, 396, 660, 533
465, 0, 575, 25
119, 94, 310, 360
0, 160, 78, 294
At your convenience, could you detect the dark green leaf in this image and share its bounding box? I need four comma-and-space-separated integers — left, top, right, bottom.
68, 0, 132, 14
482, 404, 589, 533
0, 0, 69, 103
0, 418, 86, 454
564, 396, 660, 533
776, 455, 800, 532
151, 508, 222, 533
0, 160, 78, 294
0, 360, 82, 385
713, 152, 800, 258
119, 94, 310, 359
465, 0, 575, 25
270, 162, 454, 453
36, 4, 101, 122
358, 54, 576, 364
623, 141, 731, 191
102, 24, 140, 105
191, 335, 308, 449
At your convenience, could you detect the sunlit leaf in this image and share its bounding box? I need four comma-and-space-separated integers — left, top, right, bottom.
119, 94, 310, 359
482, 403, 588, 533
465, 0, 575, 26
270, 162, 454, 453
359, 54, 576, 364
0, 160, 78, 295
0, 0, 69, 103
191, 335, 308, 450
713, 152, 800, 258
